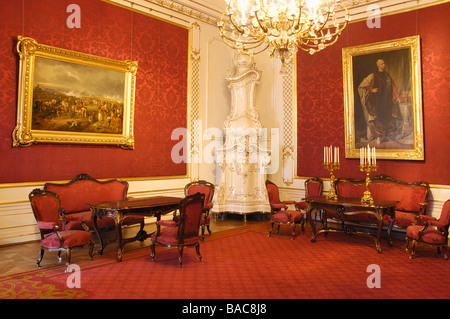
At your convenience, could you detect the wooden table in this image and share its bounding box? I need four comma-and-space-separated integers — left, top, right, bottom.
89, 196, 181, 261
305, 196, 398, 253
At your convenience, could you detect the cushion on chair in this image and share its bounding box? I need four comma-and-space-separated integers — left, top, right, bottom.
272, 210, 304, 223
63, 211, 143, 230
383, 211, 417, 227
151, 227, 198, 246
158, 220, 177, 227
63, 211, 116, 229
122, 215, 145, 225
41, 230, 93, 248
406, 225, 446, 244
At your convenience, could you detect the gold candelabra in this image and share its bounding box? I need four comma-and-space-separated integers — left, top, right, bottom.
324, 161, 340, 201
359, 145, 377, 204
324, 145, 340, 201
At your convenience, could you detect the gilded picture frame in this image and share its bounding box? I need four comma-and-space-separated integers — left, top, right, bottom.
13, 36, 138, 149
342, 35, 423, 160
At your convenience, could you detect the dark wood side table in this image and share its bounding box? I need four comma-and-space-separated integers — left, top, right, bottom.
305, 196, 397, 253
89, 196, 181, 261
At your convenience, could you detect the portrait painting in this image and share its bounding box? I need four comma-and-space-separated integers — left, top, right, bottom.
342, 36, 424, 160
13, 36, 138, 149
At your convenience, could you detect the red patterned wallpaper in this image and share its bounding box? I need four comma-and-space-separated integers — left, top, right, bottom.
297, 2, 450, 185
0, 0, 188, 183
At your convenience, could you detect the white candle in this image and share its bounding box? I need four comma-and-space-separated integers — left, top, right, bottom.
360, 148, 362, 165
373, 146, 376, 165
329, 145, 332, 163
324, 146, 326, 163
364, 147, 367, 164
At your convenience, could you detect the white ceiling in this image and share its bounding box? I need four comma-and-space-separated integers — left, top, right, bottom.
170, 0, 445, 21
116, 0, 445, 26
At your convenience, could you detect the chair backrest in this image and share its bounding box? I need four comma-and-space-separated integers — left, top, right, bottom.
305, 177, 323, 197
439, 200, 450, 231
29, 189, 63, 236
178, 192, 205, 243
44, 173, 128, 214
265, 180, 281, 204
184, 180, 214, 205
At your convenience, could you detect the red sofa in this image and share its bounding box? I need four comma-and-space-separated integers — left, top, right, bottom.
334, 174, 430, 230
44, 174, 144, 244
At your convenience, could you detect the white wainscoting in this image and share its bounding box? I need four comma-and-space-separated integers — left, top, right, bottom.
0, 178, 189, 247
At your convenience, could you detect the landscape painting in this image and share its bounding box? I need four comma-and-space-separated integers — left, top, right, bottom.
13, 36, 137, 149
32, 56, 125, 134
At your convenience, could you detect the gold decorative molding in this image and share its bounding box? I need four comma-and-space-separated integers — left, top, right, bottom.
281, 59, 297, 186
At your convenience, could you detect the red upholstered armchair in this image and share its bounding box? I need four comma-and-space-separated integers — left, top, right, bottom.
159, 180, 214, 241
295, 177, 324, 211
405, 200, 450, 260
266, 180, 305, 240
29, 189, 94, 271
150, 193, 205, 268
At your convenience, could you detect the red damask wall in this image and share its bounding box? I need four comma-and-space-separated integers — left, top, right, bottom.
297, 2, 450, 185
0, 0, 188, 183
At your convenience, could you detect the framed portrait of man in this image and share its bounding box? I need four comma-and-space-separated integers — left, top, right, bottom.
342, 36, 424, 160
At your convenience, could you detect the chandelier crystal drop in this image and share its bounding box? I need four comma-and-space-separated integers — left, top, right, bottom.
218, 0, 350, 64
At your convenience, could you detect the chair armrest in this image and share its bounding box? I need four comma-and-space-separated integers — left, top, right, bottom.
416, 215, 436, 223
419, 202, 429, 214
271, 203, 286, 209
37, 221, 58, 230
283, 201, 297, 205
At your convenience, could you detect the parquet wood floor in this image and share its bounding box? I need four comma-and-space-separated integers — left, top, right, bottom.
0, 213, 265, 276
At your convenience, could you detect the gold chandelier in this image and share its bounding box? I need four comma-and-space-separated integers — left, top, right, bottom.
218, 0, 350, 64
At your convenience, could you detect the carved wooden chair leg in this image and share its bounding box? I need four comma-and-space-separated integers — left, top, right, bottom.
88, 240, 95, 260
291, 224, 297, 240
195, 243, 202, 262
201, 224, 206, 241
409, 241, 417, 259
57, 250, 63, 262
150, 244, 156, 262
36, 248, 45, 268
178, 246, 184, 268
65, 248, 72, 266
442, 246, 448, 260
268, 222, 273, 237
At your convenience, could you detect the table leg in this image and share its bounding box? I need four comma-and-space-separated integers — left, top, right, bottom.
307, 204, 317, 242
90, 208, 106, 255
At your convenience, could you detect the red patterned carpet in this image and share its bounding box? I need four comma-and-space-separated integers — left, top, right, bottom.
1, 222, 449, 300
